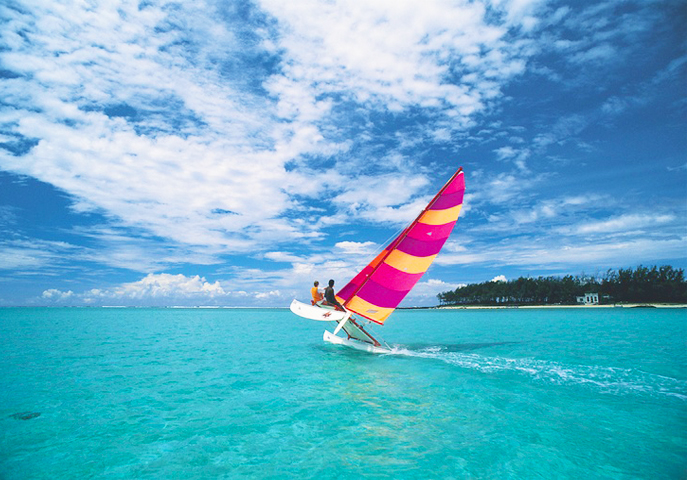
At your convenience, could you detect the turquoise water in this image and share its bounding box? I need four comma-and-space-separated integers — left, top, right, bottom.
1, 307, 685, 479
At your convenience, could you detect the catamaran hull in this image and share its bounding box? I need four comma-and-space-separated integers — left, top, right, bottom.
290, 298, 391, 354
289, 299, 348, 321
323, 330, 391, 354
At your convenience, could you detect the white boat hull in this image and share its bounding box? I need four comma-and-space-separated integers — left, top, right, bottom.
290, 299, 348, 321
323, 330, 391, 354
291, 298, 391, 354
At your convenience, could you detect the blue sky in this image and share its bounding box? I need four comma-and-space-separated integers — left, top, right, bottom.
1, 0, 685, 307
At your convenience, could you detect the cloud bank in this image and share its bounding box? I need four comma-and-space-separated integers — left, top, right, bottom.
0, 0, 684, 306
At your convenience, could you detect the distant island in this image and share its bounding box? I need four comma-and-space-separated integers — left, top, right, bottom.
437, 265, 687, 307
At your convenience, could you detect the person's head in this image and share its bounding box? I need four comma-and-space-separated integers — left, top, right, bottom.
313, 281, 319, 287
328, 279, 335, 287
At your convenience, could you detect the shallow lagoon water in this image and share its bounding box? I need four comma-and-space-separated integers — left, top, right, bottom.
1, 307, 685, 479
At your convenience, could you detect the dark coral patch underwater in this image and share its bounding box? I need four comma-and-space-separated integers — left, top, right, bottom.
9, 412, 41, 420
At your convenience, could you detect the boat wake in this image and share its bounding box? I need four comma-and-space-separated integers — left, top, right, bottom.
388, 345, 687, 401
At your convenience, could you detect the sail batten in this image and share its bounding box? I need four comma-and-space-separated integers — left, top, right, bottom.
338, 168, 465, 325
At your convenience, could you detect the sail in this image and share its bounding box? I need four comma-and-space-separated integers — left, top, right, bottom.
336, 168, 465, 324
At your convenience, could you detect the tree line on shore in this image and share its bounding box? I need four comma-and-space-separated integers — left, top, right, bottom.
437, 265, 687, 306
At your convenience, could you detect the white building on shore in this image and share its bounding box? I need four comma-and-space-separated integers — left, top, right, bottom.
576, 293, 599, 305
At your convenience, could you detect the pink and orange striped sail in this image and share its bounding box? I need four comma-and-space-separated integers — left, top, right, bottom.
336, 168, 465, 325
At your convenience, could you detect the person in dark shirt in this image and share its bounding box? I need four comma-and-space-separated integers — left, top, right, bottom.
323, 279, 344, 311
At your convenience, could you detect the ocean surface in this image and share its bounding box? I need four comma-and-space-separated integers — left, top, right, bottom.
0, 307, 685, 479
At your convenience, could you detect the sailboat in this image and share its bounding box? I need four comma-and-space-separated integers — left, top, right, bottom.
290, 167, 465, 353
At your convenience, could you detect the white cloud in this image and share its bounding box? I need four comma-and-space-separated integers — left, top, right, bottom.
326, 173, 441, 226
601, 96, 629, 115
570, 43, 616, 64
332, 174, 429, 210
37, 263, 359, 306
438, 195, 686, 272
504, 194, 606, 226
3, 0, 681, 310
334, 241, 378, 256
561, 214, 676, 236
255, 290, 281, 300
264, 251, 307, 263
38, 269, 464, 307
495, 146, 518, 160
0, 0, 545, 268
0, 238, 77, 271
42, 273, 233, 305
494, 145, 531, 170
667, 163, 687, 172
532, 114, 589, 149
469, 171, 547, 206
437, 233, 687, 271
1, 1, 308, 252
491, 275, 507, 282
42, 288, 74, 300
261, 0, 522, 118
108, 273, 226, 299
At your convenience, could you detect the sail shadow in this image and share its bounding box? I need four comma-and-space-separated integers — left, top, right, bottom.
392, 341, 519, 353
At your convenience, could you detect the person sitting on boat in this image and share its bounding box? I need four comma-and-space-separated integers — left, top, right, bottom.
322, 279, 345, 311
311, 281, 324, 305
